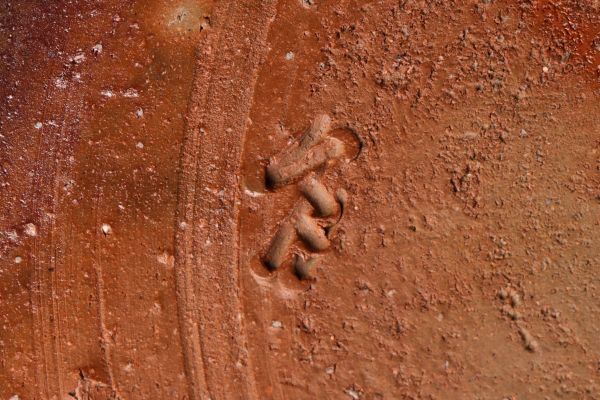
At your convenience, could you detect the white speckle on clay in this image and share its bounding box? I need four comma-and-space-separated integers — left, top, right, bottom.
101, 223, 112, 235
24, 223, 37, 237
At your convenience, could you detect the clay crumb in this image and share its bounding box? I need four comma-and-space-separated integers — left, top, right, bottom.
345, 387, 361, 399
69, 53, 86, 64
14, 256, 22, 264
101, 89, 115, 98
497, 288, 508, 300
91, 43, 103, 55
294, 255, 318, 280
510, 291, 521, 307
34, 122, 43, 129
24, 223, 37, 237
122, 88, 139, 98
520, 129, 528, 138
271, 320, 283, 329
518, 327, 539, 352
6, 230, 18, 242
101, 223, 112, 235
157, 252, 169, 265
501, 305, 521, 320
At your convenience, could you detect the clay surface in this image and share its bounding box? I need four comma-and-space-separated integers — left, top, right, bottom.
1, 1, 599, 399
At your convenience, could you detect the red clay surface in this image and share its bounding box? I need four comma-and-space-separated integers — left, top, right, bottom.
1, 1, 599, 399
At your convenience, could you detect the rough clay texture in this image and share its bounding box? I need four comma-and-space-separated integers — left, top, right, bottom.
1, 0, 599, 399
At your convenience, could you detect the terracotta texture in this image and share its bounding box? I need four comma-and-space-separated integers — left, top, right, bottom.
1, 1, 599, 399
